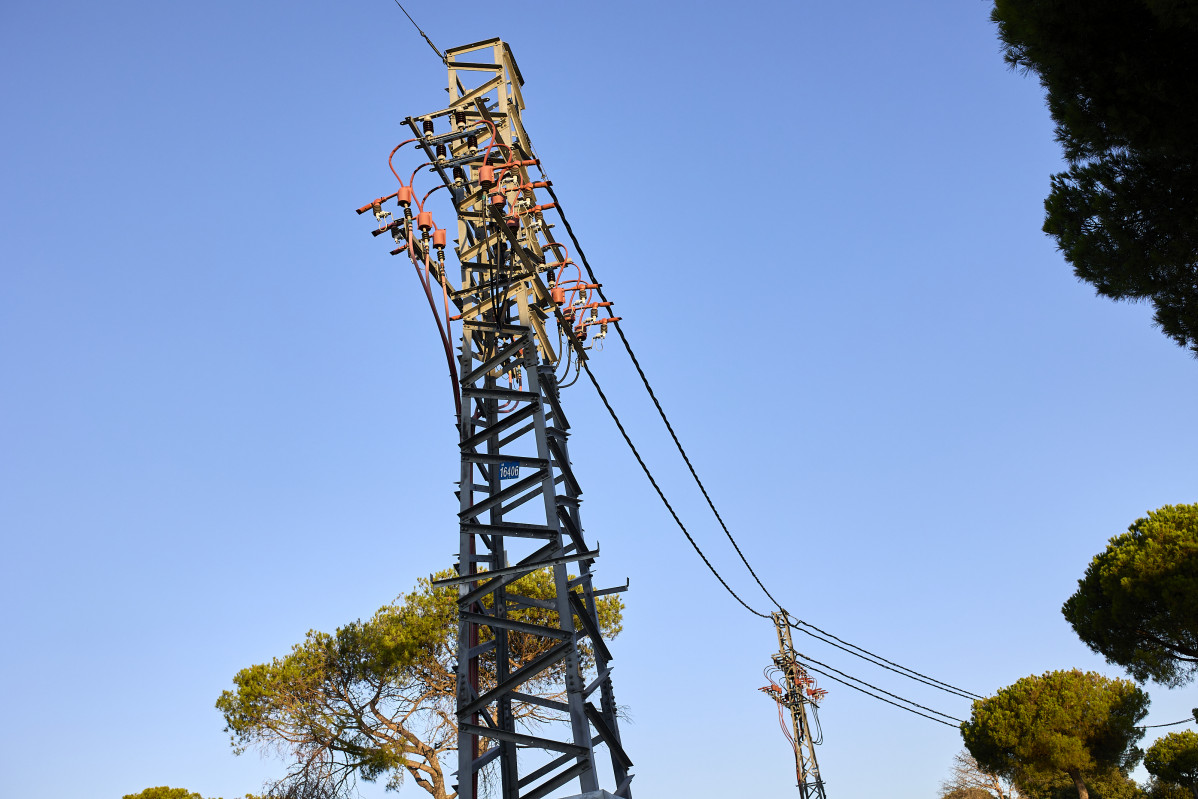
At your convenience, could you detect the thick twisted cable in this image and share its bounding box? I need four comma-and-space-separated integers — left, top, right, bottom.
791, 619, 983, 700
582, 361, 769, 619
545, 182, 785, 614
796, 653, 965, 723
797, 661, 961, 729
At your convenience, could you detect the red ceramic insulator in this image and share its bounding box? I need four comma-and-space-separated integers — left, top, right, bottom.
432, 228, 447, 248
551, 286, 566, 305
490, 193, 505, 207
479, 165, 495, 188
397, 186, 413, 207
417, 211, 433, 232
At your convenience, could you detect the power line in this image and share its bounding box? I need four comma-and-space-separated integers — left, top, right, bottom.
541, 182, 786, 614
1141, 718, 1195, 729
582, 353, 977, 718
798, 661, 961, 729
581, 350, 973, 723
581, 360, 770, 619
797, 653, 966, 724
547, 176, 988, 711
390, 0, 447, 65
790, 620, 984, 700
530, 107, 989, 726
385, 26, 983, 736
549, 177, 983, 709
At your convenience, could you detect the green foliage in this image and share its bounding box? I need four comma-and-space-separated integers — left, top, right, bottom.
944, 789, 997, 799
122, 790, 208, 799
961, 669, 1149, 799
217, 570, 623, 799
1017, 768, 1145, 799
1145, 731, 1198, 796
990, 0, 1198, 354
1062, 504, 1198, 686
1145, 776, 1195, 799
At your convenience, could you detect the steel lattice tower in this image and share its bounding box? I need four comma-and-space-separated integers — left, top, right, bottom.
361, 38, 632, 799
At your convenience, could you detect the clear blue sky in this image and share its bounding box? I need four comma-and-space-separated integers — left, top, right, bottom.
3, 2, 1196, 798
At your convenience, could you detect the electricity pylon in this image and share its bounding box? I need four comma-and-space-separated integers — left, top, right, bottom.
359, 38, 631, 799
763, 611, 828, 799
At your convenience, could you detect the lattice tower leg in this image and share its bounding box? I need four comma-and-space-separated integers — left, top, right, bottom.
452, 324, 632, 799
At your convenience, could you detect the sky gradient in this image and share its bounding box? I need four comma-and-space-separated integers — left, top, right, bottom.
2, 2, 1197, 798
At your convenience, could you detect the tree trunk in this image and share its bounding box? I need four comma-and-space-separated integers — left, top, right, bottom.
1070, 771, 1089, 799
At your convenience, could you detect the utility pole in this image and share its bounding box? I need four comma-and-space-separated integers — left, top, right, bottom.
762, 611, 828, 799
358, 38, 631, 799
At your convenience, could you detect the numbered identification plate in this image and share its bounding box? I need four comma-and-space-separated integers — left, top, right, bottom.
498, 461, 520, 480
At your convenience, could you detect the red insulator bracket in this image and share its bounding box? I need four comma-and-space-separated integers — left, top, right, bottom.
578, 315, 622, 328
371, 218, 403, 237
356, 190, 399, 214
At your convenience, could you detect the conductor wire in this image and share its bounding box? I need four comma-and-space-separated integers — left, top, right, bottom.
390, 0, 447, 65
1141, 718, 1196, 729
790, 619, 983, 700
581, 360, 769, 618
525, 158, 985, 706
796, 653, 965, 723
798, 661, 962, 729
539, 179, 786, 615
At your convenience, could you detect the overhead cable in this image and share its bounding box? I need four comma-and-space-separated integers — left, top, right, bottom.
548, 175, 983, 703
532, 124, 987, 724
390, 0, 447, 65
539, 181, 786, 614
1141, 718, 1196, 729
547, 174, 988, 708
581, 360, 769, 619
791, 620, 984, 700
798, 661, 961, 729
797, 653, 965, 724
